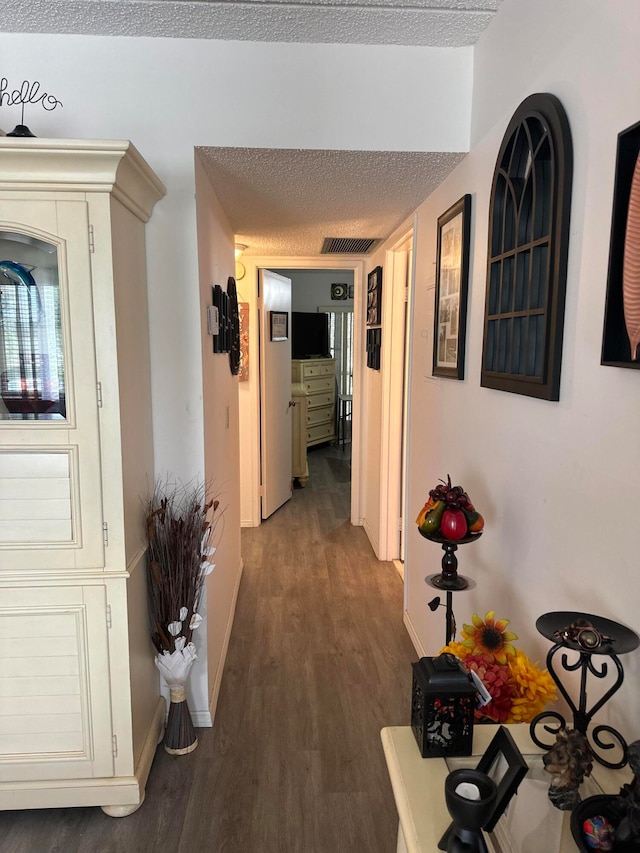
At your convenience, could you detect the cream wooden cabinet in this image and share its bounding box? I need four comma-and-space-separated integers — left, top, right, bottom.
291, 358, 336, 446
0, 139, 165, 815
291, 359, 336, 486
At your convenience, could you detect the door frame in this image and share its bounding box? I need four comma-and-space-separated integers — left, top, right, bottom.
242, 255, 365, 527
378, 223, 416, 565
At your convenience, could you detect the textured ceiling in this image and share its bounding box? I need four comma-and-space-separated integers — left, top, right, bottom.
0, 0, 500, 46
0, 1, 500, 256
197, 147, 465, 256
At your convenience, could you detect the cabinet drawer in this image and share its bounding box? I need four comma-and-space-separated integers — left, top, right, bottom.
305, 376, 334, 394
307, 406, 333, 427
307, 422, 335, 445
307, 391, 334, 410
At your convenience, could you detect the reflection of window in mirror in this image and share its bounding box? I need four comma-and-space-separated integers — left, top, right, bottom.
0, 232, 66, 421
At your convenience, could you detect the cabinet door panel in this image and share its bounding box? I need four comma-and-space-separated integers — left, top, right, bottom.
0, 585, 113, 782
0, 198, 104, 571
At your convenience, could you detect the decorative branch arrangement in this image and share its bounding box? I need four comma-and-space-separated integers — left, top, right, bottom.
146, 478, 222, 754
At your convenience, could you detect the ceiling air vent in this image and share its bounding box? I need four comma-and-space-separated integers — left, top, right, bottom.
321, 237, 379, 255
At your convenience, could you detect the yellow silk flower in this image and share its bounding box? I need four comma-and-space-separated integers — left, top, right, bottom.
506, 649, 557, 724
462, 611, 518, 665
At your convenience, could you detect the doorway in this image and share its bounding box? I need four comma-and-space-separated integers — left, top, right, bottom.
271, 265, 356, 504
238, 256, 365, 529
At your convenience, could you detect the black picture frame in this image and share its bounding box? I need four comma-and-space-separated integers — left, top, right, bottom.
433, 194, 471, 380
475, 725, 528, 832
367, 266, 382, 326
601, 119, 640, 368
270, 310, 288, 342
212, 284, 225, 353
366, 327, 381, 370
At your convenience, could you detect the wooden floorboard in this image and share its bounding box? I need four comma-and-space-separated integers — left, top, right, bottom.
1, 444, 417, 852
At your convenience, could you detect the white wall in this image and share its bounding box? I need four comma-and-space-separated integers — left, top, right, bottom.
402, 0, 640, 742
272, 269, 354, 312
0, 32, 473, 715
194, 155, 243, 723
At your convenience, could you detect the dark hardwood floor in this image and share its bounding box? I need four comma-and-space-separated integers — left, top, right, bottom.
2, 444, 416, 852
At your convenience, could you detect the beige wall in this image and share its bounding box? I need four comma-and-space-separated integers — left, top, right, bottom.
194, 154, 243, 721
401, 0, 640, 741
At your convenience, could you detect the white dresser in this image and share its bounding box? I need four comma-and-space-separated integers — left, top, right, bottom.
0, 138, 165, 815
291, 358, 336, 486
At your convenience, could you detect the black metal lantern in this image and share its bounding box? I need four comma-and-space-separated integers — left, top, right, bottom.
411, 653, 477, 758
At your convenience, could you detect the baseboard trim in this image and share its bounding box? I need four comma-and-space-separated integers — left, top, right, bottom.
209, 556, 244, 724
403, 609, 426, 658
190, 710, 213, 727
363, 518, 380, 559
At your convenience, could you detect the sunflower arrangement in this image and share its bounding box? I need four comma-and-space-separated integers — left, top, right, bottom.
440, 611, 556, 724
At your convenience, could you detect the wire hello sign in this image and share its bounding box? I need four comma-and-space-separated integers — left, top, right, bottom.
0, 77, 63, 137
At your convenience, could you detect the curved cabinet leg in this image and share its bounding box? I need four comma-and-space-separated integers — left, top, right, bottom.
101, 791, 145, 818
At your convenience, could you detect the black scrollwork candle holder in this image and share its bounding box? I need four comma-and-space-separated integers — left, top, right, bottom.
530, 611, 639, 769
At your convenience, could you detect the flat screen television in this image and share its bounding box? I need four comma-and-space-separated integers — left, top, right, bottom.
291, 312, 330, 359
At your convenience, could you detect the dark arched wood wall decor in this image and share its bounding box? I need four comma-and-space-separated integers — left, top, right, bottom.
227, 276, 240, 376
481, 93, 573, 400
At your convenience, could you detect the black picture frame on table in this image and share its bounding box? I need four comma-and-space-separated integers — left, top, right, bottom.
367, 266, 382, 326
433, 194, 471, 380
270, 310, 288, 342
475, 725, 528, 832
601, 119, 640, 368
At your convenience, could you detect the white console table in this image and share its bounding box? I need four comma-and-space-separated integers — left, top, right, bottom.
381, 725, 629, 853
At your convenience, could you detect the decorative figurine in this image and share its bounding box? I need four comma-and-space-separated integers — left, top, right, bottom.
543, 727, 594, 810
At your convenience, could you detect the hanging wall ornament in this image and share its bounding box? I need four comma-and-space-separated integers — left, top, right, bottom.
227, 276, 241, 376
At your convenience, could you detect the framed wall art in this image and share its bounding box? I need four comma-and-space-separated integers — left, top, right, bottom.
366, 327, 381, 370
270, 310, 288, 342
367, 266, 382, 326
238, 302, 249, 381
601, 118, 640, 368
433, 194, 471, 380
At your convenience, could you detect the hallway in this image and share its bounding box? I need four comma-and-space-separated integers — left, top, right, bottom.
2, 445, 416, 852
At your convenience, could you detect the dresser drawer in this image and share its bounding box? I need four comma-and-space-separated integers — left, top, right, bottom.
302, 361, 335, 378
304, 376, 334, 394
307, 406, 333, 427
307, 391, 334, 410
307, 422, 335, 445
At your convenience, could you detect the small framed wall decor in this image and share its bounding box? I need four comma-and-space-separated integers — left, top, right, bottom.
366, 327, 381, 370
433, 194, 471, 380
331, 282, 348, 300
602, 118, 640, 368
367, 266, 382, 326
270, 310, 288, 341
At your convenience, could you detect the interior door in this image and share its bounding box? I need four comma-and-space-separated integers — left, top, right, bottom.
260, 269, 293, 519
